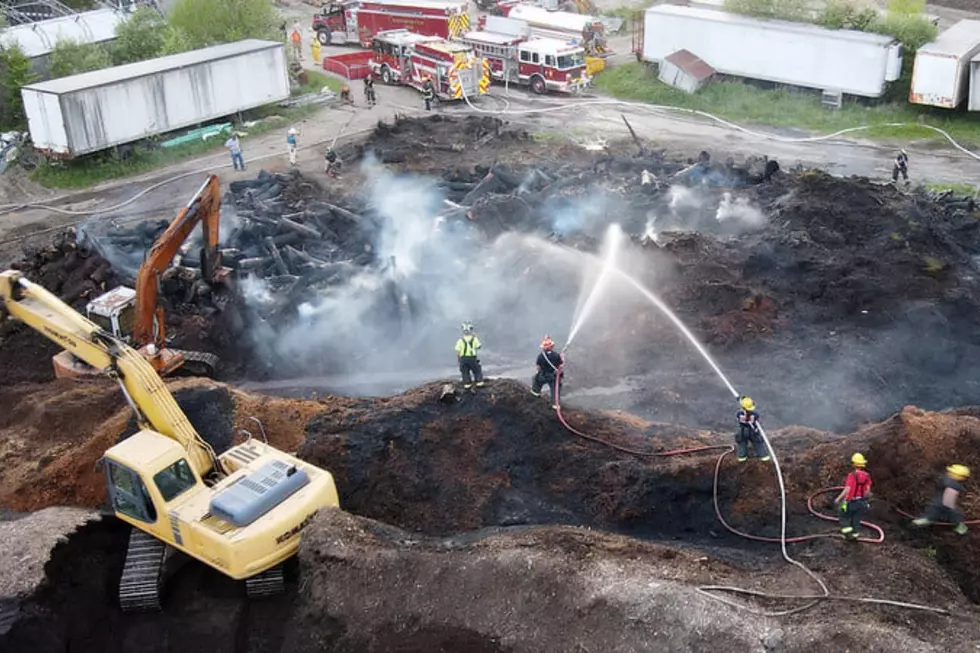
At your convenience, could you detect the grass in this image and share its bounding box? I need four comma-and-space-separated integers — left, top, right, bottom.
31, 103, 321, 189
595, 62, 980, 147
925, 182, 979, 196
293, 69, 343, 96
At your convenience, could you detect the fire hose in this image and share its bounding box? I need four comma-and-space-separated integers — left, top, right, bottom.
550, 363, 951, 616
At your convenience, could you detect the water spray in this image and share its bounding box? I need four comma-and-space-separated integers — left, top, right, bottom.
565, 224, 623, 351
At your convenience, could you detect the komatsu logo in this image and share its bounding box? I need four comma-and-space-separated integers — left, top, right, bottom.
276, 510, 318, 545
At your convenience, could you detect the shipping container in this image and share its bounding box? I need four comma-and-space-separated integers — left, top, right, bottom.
909, 20, 980, 109
971, 53, 980, 112
633, 5, 903, 98
21, 39, 290, 158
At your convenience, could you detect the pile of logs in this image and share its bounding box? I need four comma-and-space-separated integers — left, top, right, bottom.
11, 229, 120, 307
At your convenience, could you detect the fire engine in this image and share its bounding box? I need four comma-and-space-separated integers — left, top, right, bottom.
313, 0, 471, 48
457, 31, 589, 94
370, 29, 492, 101
488, 4, 608, 56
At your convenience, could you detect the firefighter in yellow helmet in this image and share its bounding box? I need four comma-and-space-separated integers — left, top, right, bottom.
834, 453, 872, 541
455, 322, 484, 390
735, 396, 770, 462
913, 464, 971, 535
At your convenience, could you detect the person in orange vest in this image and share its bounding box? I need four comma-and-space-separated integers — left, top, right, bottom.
834, 453, 872, 541
290, 23, 303, 61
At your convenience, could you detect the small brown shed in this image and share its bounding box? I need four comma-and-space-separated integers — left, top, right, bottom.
658, 49, 715, 94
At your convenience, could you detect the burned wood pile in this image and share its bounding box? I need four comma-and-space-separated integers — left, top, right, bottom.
10, 229, 120, 307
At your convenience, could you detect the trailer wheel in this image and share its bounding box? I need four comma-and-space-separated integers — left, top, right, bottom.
317, 31, 330, 46
381, 66, 393, 85
530, 76, 546, 95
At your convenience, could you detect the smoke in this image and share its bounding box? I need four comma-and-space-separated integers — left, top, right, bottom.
548, 194, 610, 237
715, 192, 767, 229
238, 163, 591, 391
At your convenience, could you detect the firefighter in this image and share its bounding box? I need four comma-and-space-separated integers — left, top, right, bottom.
735, 396, 770, 462
834, 453, 872, 541
892, 149, 909, 185
364, 75, 377, 108
422, 76, 436, 111
531, 336, 564, 410
290, 24, 303, 61
286, 127, 298, 167
913, 465, 971, 535
323, 146, 341, 178
455, 322, 485, 390
311, 38, 322, 65
340, 84, 354, 106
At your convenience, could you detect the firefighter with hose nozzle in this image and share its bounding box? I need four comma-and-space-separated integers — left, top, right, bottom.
913, 464, 971, 535
735, 396, 770, 462
531, 336, 564, 410
835, 453, 872, 541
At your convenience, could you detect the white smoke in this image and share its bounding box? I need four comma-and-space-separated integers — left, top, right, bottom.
715, 192, 767, 228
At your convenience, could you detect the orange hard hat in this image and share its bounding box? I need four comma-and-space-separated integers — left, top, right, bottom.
541, 336, 554, 350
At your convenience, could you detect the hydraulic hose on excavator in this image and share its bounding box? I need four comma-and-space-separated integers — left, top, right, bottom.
549, 357, 952, 616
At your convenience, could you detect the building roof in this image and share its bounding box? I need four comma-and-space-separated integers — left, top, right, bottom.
0, 7, 127, 58
918, 20, 980, 58
645, 5, 898, 46
664, 48, 715, 80
22, 39, 283, 95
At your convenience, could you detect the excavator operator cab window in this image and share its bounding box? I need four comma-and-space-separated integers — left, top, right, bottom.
153, 458, 197, 502
106, 460, 157, 523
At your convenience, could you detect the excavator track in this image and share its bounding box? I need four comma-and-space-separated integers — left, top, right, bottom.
118, 529, 166, 613
245, 565, 285, 599
173, 349, 220, 378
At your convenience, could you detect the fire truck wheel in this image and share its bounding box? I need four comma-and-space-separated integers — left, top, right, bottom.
381, 66, 393, 85
316, 31, 329, 46
530, 76, 546, 95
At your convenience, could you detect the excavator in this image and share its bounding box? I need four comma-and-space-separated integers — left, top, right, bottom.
0, 269, 340, 611
69, 175, 227, 380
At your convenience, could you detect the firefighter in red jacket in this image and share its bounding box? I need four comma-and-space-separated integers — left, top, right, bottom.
834, 453, 872, 541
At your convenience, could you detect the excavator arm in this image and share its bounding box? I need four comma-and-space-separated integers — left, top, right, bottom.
133, 174, 223, 346
0, 269, 218, 477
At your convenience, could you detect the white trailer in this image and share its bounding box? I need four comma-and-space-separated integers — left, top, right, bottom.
20, 39, 290, 158
971, 53, 980, 112
909, 20, 980, 109
634, 5, 903, 98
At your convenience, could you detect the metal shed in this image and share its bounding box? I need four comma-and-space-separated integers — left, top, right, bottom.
971, 52, 980, 111
658, 48, 715, 93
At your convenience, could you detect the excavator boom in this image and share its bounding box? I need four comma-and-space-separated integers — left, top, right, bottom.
0, 270, 216, 476
133, 175, 223, 346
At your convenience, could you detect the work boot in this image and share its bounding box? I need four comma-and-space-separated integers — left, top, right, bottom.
551, 404, 559, 410
955, 523, 969, 535
463, 383, 473, 389
912, 518, 931, 527
530, 390, 541, 397
737, 457, 748, 463
475, 381, 485, 387
759, 455, 771, 462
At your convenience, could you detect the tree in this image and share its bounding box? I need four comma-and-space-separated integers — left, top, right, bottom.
167, 0, 279, 49
160, 25, 195, 55
111, 6, 166, 65
0, 44, 39, 130
47, 39, 112, 79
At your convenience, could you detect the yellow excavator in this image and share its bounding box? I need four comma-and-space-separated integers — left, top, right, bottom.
0, 269, 340, 612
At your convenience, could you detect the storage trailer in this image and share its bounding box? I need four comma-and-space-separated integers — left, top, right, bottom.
21, 40, 290, 158
909, 20, 980, 109
971, 53, 980, 112
633, 5, 903, 98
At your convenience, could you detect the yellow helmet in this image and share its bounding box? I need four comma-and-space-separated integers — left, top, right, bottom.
947, 464, 971, 479
851, 453, 867, 467
739, 396, 756, 411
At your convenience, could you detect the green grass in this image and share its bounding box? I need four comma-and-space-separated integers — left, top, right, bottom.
31, 104, 321, 189
595, 62, 980, 147
925, 181, 979, 196
293, 69, 343, 96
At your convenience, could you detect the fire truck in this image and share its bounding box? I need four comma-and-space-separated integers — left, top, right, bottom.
313, 0, 471, 48
457, 31, 589, 94
370, 29, 491, 101
489, 4, 608, 55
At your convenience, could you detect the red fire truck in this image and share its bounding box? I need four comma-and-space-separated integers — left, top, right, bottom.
457, 31, 589, 94
313, 0, 471, 48
370, 29, 491, 100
